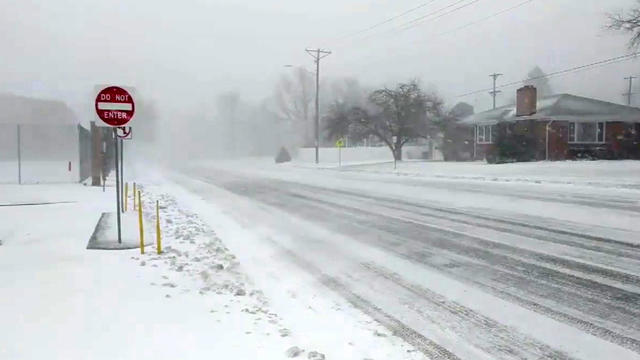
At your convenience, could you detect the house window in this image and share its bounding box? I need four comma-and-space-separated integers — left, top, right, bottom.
477, 125, 494, 144
568, 122, 605, 143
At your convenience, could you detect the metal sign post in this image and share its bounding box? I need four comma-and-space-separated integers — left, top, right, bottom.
120, 137, 124, 212
116, 126, 132, 213
336, 138, 345, 168
392, 136, 398, 170
95, 86, 135, 245
113, 128, 122, 243
16, 124, 22, 184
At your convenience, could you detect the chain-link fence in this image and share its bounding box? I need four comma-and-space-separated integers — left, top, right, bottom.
0, 124, 91, 184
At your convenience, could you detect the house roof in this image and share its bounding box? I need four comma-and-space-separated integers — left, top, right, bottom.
460, 94, 640, 125
0, 93, 77, 125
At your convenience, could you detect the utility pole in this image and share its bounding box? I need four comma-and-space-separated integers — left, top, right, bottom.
624, 76, 636, 106
120, 137, 124, 212
305, 48, 332, 164
489, 73, 503, 109
113, 129, 122, 244
17, 124, 21, 185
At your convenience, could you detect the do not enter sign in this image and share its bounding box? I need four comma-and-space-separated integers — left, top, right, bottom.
95, 86, 135, 127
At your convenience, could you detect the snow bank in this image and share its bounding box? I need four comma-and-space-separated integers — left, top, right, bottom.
350, 160, 640, 189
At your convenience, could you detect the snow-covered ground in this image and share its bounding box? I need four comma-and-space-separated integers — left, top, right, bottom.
0, 176, 427, 359
3, 158, 640, 359
0, 183, 292, 359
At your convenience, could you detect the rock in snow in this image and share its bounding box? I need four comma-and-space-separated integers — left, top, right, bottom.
286, 346, 303, 358
234, 288, 247, 296
308, 351, 326, 360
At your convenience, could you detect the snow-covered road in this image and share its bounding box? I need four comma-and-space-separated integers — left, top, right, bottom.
173, 160, 640, 360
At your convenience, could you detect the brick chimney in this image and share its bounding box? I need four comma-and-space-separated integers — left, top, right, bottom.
516, 85, 537, 117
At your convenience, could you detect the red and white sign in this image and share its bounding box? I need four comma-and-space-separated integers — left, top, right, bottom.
95, 86, 135, 127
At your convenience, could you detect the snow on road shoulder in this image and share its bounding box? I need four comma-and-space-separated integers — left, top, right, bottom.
158, 175, 428, 360
132, 184, 329, 359
0, 182, 318, 359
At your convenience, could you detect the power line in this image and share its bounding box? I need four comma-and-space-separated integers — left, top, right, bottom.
337, 0, 442, 40
456, 52, 640, 98
438, 0, 536, 36
332, 0, 538, 70
399, 0, 481, 32
353, 0, 480, 44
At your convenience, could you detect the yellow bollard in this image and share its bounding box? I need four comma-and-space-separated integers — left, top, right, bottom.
156, 200, 162, 254
124, 182, 128, 212
138, 190, 144, 254
133, 182, 137, 211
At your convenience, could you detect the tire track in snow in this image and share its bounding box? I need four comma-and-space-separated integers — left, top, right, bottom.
359, 262, 576, 360
289, 194, 640, 346
261, 238, 461, 360
293, 181, 640, 259
210, 172, 640, 257
293, 189, 640, 288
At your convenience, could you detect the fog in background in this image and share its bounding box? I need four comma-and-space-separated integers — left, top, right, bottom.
1, 0, 639, 160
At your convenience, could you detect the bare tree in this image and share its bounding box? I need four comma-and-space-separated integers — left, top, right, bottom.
274, 67, 314, 146
216, 92, 240, 156
134, 98, 158, 143
328, 77, 367, 108
325, 80, 443, 160
608, 1, 640, 48
524, 66, 553, 98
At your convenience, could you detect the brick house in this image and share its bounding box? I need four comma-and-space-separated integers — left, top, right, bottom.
460, 86, 640, 161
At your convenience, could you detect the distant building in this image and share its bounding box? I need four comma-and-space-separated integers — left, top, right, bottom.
460, 87, 640, 162
0, 93, 92, 183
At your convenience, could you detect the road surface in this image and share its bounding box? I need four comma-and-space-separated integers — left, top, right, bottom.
176, 162, 640, 360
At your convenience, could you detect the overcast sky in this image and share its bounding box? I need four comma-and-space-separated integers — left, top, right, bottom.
1, 0, 639, 121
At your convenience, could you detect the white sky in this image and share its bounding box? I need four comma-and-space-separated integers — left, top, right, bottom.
1, 0, 639, 120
